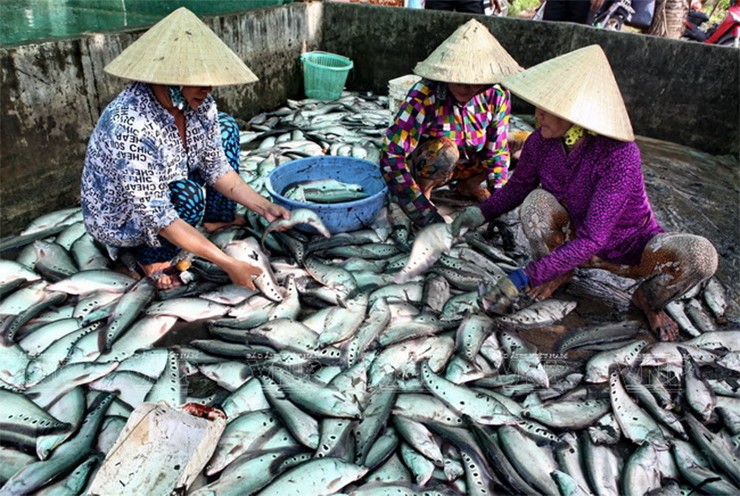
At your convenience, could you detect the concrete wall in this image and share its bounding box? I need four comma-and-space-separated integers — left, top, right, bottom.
1, 1, 738, 236
322, 3, 739, 157
0, 2, 322, 237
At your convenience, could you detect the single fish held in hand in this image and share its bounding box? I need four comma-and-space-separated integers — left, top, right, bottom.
394, 223, 454, 284
224, 238, 286, 302
261, 208, 331, 250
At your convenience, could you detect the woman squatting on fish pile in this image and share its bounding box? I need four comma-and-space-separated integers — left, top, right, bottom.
380, 23, 718, 342
80, 8, 291, 292
380, 20, 524, 225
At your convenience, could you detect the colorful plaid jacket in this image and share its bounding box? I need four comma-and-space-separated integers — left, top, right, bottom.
380, 80, 511, 226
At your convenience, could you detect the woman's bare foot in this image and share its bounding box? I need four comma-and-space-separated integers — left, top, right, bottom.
203, 214, 248, 234
632, 288, 679, 341
527, 272, 572, 301
139, 261, 181, 290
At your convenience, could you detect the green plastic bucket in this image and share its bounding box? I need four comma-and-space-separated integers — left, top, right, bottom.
301, 51, 353, 101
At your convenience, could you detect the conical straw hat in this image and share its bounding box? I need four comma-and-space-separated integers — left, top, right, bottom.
105, 7, 258, 86
413, 19, 522, 85
503, 45, 633, 141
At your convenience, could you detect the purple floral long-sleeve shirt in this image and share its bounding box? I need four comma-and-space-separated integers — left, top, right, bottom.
381, 80, 512, 226
480, 130, 664, 287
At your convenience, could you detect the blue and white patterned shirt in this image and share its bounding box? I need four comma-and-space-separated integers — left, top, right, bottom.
81, 82, 231, 248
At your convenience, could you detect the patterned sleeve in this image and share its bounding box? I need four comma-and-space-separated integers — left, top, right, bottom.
380, 83, 443, 227
110, 117, 178, 247
194, 100, 232, 185
482, 85, 511, 189
525, 142, 642, 286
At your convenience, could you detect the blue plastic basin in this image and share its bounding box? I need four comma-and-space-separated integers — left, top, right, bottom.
265, 156, 388, 234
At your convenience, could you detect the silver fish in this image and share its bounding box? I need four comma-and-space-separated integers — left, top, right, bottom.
267, 366, 360, 419
70, 233, 110, 271
0, 393, 113, 496
587, 412, 622, 445
584, 339, 648, 383
0, 389, 70, 438
702, 276, 727, 320
394, 223, 454, 284
497, 425, 559, 496
224, 238, 286, 302
47, 269, 135, 296
97, 315, 179, 364
608, 369, 666, 447
206, 409, 281, 475
678, 346, 715, 422
303, 256, 358, 305
685, 330, 740, 352
620, 367, 687, 439
419, 362, 517, 426
32, 240, 78, 282
97, 278, 156, 352
522, 398, 611, 430
0, 260, 41, 286
550, 470, 591, 496
316, 291, 368, 346
671, 438, 739, 494
194, 448, 300, 496
261, 208, 331, 250
399, 441, 435, 486
500, 331, 549, 388
581, 434, 622, 496
684, 298, 718, 333
254, 457, 367, 496
394, 416, 444, 466
554, 320, 644, 354
664, 300, 701, 337
19, 207, 82, 237
259, 376, 319, 450
554, 432, 591, 493
498, 299, 577, 328
35, 386, 86, 460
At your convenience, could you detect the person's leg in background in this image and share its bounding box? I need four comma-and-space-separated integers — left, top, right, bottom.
426, 0, 484, 13
544, 0, 592, 22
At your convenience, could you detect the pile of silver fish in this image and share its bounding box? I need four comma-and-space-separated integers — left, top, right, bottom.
0, 92, 738, 496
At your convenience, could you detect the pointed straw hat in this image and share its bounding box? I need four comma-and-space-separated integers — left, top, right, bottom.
105, 7, 258, 86
413, 19, 522, 85
503, 45, 633, 141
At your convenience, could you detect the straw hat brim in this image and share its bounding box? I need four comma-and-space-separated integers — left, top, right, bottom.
105, 8, 258, 87
413, 19, 522, 85
502, 45, 633, 141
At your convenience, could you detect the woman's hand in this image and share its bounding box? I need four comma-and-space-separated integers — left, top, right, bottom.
222, 258, 262, 290
261, 202, 291, 223
213, 171, 291, 224
450, 206, 486, 237
159, 219, 263, 290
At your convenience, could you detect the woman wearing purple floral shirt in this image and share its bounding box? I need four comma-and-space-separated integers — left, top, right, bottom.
453, 45, 718, 341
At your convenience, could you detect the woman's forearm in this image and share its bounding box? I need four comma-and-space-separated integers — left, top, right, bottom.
159, 218, 233, 268
213, 170, 272, 215
159, 218, 261, 288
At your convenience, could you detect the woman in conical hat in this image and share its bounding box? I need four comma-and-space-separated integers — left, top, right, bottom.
452, 45, 718, 341
81, 8, 290, 290
380, 19, 522, 227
